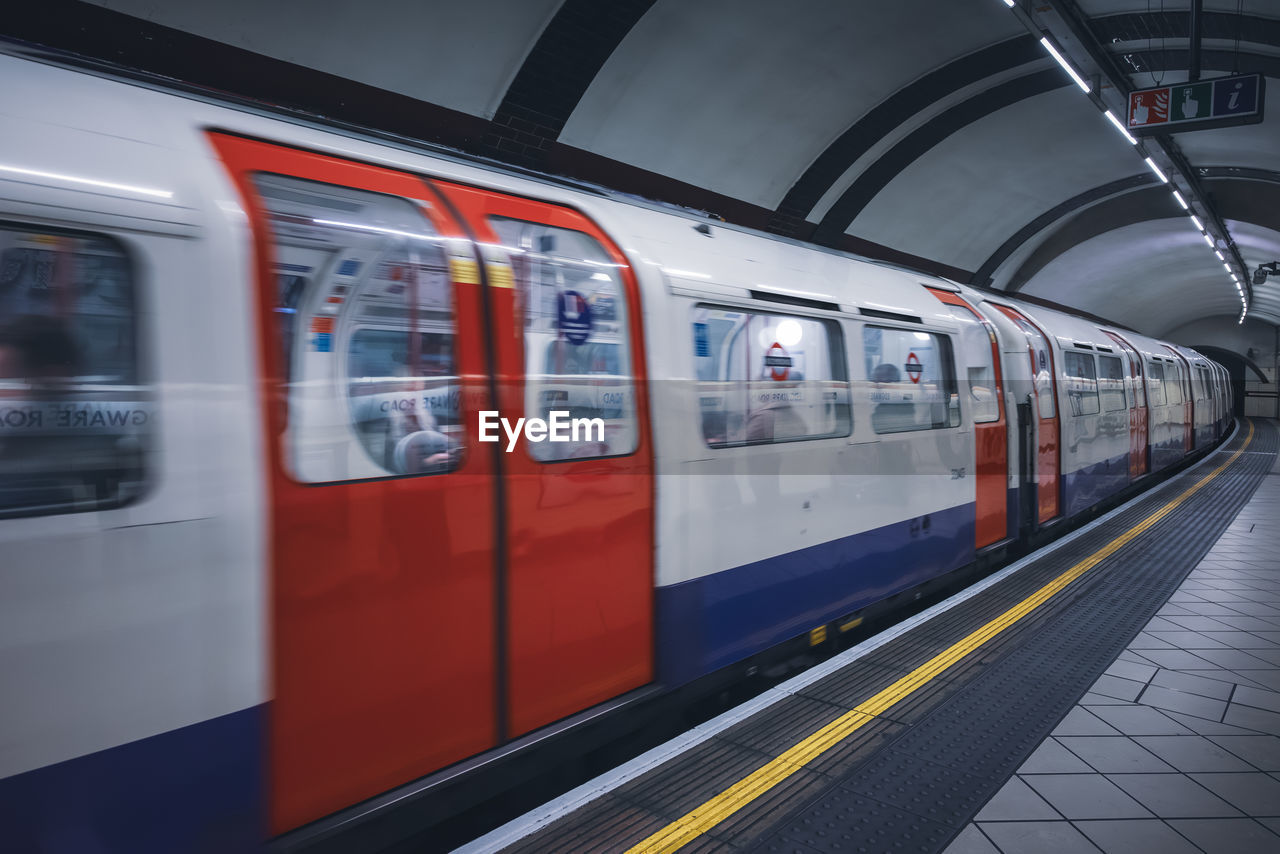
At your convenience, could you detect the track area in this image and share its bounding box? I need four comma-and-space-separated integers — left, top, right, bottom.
469, 419, 1277, 853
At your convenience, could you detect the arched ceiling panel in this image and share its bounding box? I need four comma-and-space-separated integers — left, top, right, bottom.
845, 85, 1145, 272
560, 0, 1022, 209
1020, 219, 1271, 335
84, 0, 561, 117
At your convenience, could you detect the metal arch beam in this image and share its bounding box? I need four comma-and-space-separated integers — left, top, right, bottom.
972, 174, 1158, 285
482, 0, 656, 169
1002, 170, 1280, 294
1124, 48, 1280, 79
1090, 11, 1280, 53
765, 35, 1042, 237
810, 68, 1069, 248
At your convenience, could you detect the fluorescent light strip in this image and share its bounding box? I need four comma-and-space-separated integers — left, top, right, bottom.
1144, 157, 1169, 183
1172, 190, 1189, 209
1003, 0, 1015, 7
0, 163, 173, 199
1190, 214, 1204, 231
1215, 250, 1225, 261
1203, 233, 1215, 247
1103, 110, 1137, 144
1040, 38, 1091, 93
1224, 262, 1233, 272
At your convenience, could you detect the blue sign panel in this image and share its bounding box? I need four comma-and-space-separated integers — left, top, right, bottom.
1213, 75, 1260, 117
557, 290, 593, 345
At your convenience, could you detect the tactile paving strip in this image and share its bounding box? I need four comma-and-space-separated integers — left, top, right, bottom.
498, 422, 1276, 853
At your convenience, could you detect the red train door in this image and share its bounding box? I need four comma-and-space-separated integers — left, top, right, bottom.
927, 288, 1008, 547
434, 182, 655, 738
993, 305, 1060, 525
211, 135, 501, 832
1165, 347, 1194, 450
1105, 332, 1148, 477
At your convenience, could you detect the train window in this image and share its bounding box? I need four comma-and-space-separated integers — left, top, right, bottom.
941, 306, 998, 423
489, 217, 636, 461
1097, 355, 1127, 412
1198, 366, 1212, 399
690, 305, 850, 446
1063, 351, 1100, 416
1146, 360, 1165, 405
0, 224, 149, 518
252, 174, 463, 481
1165, 361, 1183, 405
864, 326, 960, 434
1005, 314, 1055, 419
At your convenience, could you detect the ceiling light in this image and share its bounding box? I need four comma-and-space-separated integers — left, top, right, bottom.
1190, 214, 1204, 230
1215, 250, 1225, 261
1144, 157, 1169, 183
1203, 233, 1214, 247
1103, 110, 1137, 144
1040, 38, 1091, 93
1002, 0, 1015, 6
1172, 190, 1189, 209
1223, 262, 1232, 272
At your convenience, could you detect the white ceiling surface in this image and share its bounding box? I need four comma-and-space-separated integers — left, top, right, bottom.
83, 0, 561, 118
848, 85, 1144, 272
1021, 219, 1256, 336
1174, 94, 1280, 172
561, 0, 1022, 209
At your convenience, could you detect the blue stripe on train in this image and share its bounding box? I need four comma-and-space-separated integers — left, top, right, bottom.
1062, 451, 1131, 516
655, 503, 974, 686
0, 706, 264, 853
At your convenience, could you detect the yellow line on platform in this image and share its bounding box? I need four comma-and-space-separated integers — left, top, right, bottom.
627, 421, 1256, 853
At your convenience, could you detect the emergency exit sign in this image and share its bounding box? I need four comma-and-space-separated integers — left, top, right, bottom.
1127, 73, 1264, 135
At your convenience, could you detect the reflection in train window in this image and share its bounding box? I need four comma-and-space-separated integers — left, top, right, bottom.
1097, 355, 1127, 412
941, 305, 998, 423
1165, 361, 1183, 406
488, 217, 637, 461
252, 173, 462, 482
1146, 360, 1166, 406
1064, 352, 1100, 416
0, 224, 149, 518
864, 326, 959, 433
691, 306, 850, 447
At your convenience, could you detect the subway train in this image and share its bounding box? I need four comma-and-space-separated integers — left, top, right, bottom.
0, 46, 1233, 851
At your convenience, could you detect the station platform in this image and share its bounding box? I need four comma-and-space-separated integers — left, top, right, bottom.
459, 418, 1279, 854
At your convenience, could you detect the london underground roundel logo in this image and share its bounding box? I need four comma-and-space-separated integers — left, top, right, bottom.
905, 352, 923, 384
765, 342, 791, 381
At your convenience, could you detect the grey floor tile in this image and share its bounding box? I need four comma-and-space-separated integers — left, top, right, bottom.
1243, 648, 1280, 666
1158, 604, 1198, 617
1138, 684, 1229, 720
1162, 616, 1245, 633
1199, 631, 1280, 649
1133, 735, 1258, 772
1137, 649, 1222, 670
1190, 648, 1278, 670
1056, 736, 1175, 773
1161, 709, 1268, 736
1213, 616, 1280, 632
942, 824, 1000, 854
1149, 631, 1232, 650
1232, 669, 1280, 692
1052, 708, 1123, 737
1073, 818, 1201, 854
1167, 818, 1280, 853
977, 821, 1101, 854
1180, 602, 1258, 617
1260, 817, 1280, 836
1210, 735, 1280, 771
1079, 692, 1132, 706
975, 777, 1062, 821
1225, 703, 1280, 735
1128, 633, 1177, 650
1022, 774, 1152, 820
1118, 651, 1155, 666
1146, 616, 1198, 632
1104, 659, 1156, 683
1105, 772, 1241, 818
1253, 632, 1280, 644
1233, 686, 1280, 714
1088, 675, 1144, 703
1018, 740, 1094, 775
1150, 669, 1236, 700
1088, 704, 1195, 736
1189, 772, 1280, 815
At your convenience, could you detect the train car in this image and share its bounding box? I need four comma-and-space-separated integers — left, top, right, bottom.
0, 46, 1230, 852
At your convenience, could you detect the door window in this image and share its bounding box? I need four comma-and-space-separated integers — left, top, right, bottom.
1097, 355, 1127, 412
942, 305, 999, 423
1063, 351, 1100, 416
252, 174, 463, 481
488, 217, 637, 461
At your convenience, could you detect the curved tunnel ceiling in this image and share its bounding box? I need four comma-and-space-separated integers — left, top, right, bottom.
9, 0, 1280, 339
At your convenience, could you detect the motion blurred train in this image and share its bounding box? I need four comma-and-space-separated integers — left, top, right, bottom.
0, 45, 1232, 851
